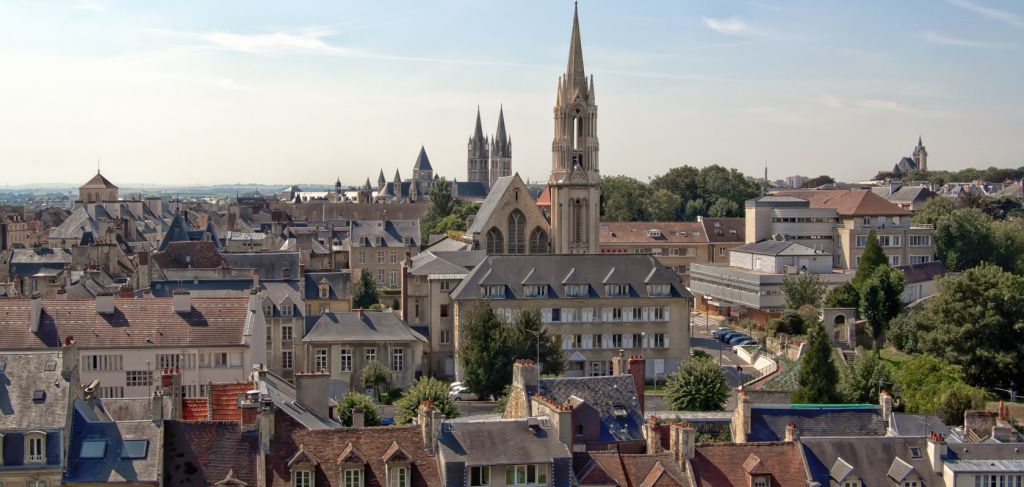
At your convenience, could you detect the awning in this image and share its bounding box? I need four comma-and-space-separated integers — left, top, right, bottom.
567, 351, 587, 362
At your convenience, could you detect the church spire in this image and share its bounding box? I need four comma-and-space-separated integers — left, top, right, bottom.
474, 105, 485, 140
565, 2, 587, 99
495, 105, 508, 145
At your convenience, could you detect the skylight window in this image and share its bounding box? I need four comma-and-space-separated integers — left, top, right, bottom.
80, 440, 106, 459
44, 360, 57, 372
122, 439, 149, 459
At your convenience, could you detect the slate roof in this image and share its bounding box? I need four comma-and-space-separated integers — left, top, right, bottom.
895, 261, 948, 284
944, 443, 1024, 470
163, 421, 259, 487
266, 413, 441, 487
0, 297, 251, 350
303, 311, 426, 344
8, 247, 72, 276
775, 189, 912, 217
348, 220, 420, 248
82, 171, 118, 189
802, 437, 944, 486
701, 217, 746, 243
690, 442, 806, 487
538, 375, 644, 443
599, 221, 709, 244
408, 250, 486, 276
730, 240, 826, 257
453, 181, 489, 199
151, 241, 227, 269
412, 146, 433, 171
223, 252, 301, 280
438, 419, 572, 467
303, 272, 352, 300
450, 254, 690, 300
872, 185, 935, 204
466, 175, 517, 234
254, 369, 338, 430
64, 400, 161, 484
575, 451, 689, 486
889, 412, 950, 437
748, 405, 886, 442
48, 207, 99, 240
0, 351, 70, 430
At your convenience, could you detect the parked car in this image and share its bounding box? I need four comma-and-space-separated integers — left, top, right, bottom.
734, 338, 759, 347
720, 331, 746, 342
449, 384, 479, 401
711, 327, 733, 338
728, 334, 752, 345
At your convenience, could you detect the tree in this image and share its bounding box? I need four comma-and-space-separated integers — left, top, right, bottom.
334, 392, 383, 427
782, 273, 826, 309
852, 231, 887, 289
458, 302, 515, 399
824, 283, 860, 309
651, 166, 700, 201
801, 175, 835, 188
646, 189, 683, 221
359, 361, 393, 401
664, 356, 730, 411
792, 322, 840, 403
393, 377, 460, 425
991, 218, 1024, 274
506, 309, 566, 376
932, 208, 995, 271
838, 351, 890, 403
420, 178, 458, 241
895, 355, 986, 421
601, 175, 650, 221
900, 264, 1024, 388
707, 197, 740, 218
352, 268, 379, 309
936, 383, 988, 427
683, 199, 707, 220
859, 266, 904, 351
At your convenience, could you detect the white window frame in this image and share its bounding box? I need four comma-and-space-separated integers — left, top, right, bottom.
469, 466, 490, 487
340, 348, 352, 372
282, 350, 294, 370
314, 349, 328, 373
26, 432, 45, 463
343, 468, 362, 487
282, 325, 293, 342
392, 349, 404, 372
293, 469, 312, 487
365, 348, 377, 363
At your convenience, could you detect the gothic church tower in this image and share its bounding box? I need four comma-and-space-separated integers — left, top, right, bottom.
913, 136, 928, 172
490, 106, 512, 188
550, 3, 600, 254
467, 107, 490, 186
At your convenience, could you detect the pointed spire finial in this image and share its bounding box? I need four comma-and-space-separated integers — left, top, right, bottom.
473, 105, 484, 140
565, 1, 586, 97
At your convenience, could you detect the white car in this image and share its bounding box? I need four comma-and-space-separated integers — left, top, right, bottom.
448, 384, 479, 401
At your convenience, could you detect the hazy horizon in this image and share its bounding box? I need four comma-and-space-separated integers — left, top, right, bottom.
1, 0, 1022, 186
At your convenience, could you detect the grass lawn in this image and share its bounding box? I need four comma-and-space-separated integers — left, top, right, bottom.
878, 348, 912, 369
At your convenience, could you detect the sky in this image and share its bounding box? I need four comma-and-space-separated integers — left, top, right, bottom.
1, 0, 1022, 187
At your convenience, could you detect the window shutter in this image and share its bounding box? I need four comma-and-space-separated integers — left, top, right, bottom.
602, 308, 610, 322
623, 334, 633, 348
561, 335, 571, 350
663, 335, 670, 349
603, 334, 613, 349
583, 308, 593, 322
623, 307, 633, 322
642, 307, 650, 321
583, 335, 593, 349
542, 308, 552, 323
664, 307, 671, 321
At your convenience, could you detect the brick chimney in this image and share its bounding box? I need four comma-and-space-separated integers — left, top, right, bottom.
669, 422, 696, 465
926, 432, 947, 473
351, 407, 365, 428
880, 390, 893, 424
118, 284, 134, 298
627, 355, 646, 414
732, 386, 751, 443
644, 416, 662, 453
785, 422, 799, 442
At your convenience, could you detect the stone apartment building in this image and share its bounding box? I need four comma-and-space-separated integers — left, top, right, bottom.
451, 254, 691, 380
598, 217, 743, 285
401, 250, 488, 377
346, 220, 420, 290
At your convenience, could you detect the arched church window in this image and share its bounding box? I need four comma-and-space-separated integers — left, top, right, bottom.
529, 228, 549, 254
572, 199, 583, 244
486, 227, 504, 255
507, 210, 525, 254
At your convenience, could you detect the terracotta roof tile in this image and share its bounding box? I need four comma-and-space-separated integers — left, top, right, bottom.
690, 442, 806, 487
211, 382, 256, 421
182, 398, 209, 421
774, 190, 912, 217
0, 297, 250, 350
577, 452, 688, 487
599, 221, 710, 245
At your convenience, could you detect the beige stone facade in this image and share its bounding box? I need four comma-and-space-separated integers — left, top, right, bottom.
467, 174, 552, 255
835, 218, 935, 269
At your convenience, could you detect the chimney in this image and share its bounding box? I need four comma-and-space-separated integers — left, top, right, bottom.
118, 284, 134, 298
669, 422, 696, 464
259, 398, 274, 451
732, 386, 751, 443
95, 291, 115, 315
682, 423, 696, 461
252, 268, 260, 289
61, 336, 78, 379
357, 308, 365, 319
512, 359, 540, 395
627, 355, 646, 414
644, 416, 662, 453
152, 389, 165, 423
294, 371, 330, 419
418, 399, 439, 452
351, 407, 365, 428
239, 389, 261, 432
29, 293, 43, 333
785, 422, 799, 442
880, 390, 893, 423
611, 349, 626, 376
172, 289, 191, 313
926, 432, 947, 473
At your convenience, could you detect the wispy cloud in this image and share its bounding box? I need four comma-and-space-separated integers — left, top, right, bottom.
922, 30, 1002, 48
947, 0, 1024, 28
702, 17, 749, 35
199, 29, 354, 55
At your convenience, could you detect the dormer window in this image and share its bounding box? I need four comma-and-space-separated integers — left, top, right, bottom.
647, 284, 671, 297
470, 467, 490, 487
25, 431, 45, 463
375, 236, 383, 246
264, 304, 274, 316
403, 236, 412, 246
342, 469, 363, 487
391, 466, 409, 487
280, 304, 293, 317
751, 476, 769, 487
482, 286, 505, 299
565, 284, 588, 297
524, 285, 547, 298
647, 229, 662, 238
507, 465, 548, 486
605, 284, 628, 297
293, 470, 312, 487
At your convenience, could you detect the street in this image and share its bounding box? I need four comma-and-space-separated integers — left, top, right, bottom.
690, 311, 756, 387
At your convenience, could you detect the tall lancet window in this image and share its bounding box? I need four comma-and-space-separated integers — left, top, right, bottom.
507, 210, 525, 254
573, 199, 583, 245
486, 228, 504, 255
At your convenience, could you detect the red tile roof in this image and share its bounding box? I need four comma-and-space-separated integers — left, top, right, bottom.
182, 398, 209, 421
577, 451, 688, 487
599, 222, 709, 245
774, 190, 911, 217
0, 297, 250, 350
266, 413, 441, 487
536, 186, 551, 207
690, 442, 806, 487
211, 382, 256, 421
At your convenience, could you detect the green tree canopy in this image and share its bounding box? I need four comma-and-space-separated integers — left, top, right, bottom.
359, 360, 394, 401
852, 231, 888, 289
506, 309, 566, 376
664, 356, 730, 411
933, 208, 996, 271
792, 322, 840, 403
859, 266, 905, 351
646, 189, 683, 221
801, 175, 835, 188
824, 282, 861, 309
707, 198, 740, 218
458, 302, 512, 399
895, 355, 987, 424
352, 268, 379, 309
838, 351, 890, 403
782, 272, 826, 309
334, 392, 383, 427
651, 166, 700, 201
601, 175, 651, 221
393, 377, 460, 425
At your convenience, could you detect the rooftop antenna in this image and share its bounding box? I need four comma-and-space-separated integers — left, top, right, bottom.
763, 162, 768, 196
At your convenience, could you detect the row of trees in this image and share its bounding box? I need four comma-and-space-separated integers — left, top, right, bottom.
914, 197, 1024, 273
901, 166, 1024, 186
600, 164, 761, 221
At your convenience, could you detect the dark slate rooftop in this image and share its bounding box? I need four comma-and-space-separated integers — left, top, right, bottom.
437, 419, 571, 467
802, 437, 944, 487
347, 219, 420, 248
223, 252, 301, 280
889, 412, 950, 437
303, 311, 426, 343
0, 351, 70, 431
254, 368, 339, 430
732, 240, 826, 256
538, 375, 644, 443
748, 405, 886, 441
163, 421, 259, 487
450, 254, 690, 300
303, 271, 352, 300
64, 400, 161, 484
466, 175, 516, 234
895, 261, 949, 284
454, 181, 489, 199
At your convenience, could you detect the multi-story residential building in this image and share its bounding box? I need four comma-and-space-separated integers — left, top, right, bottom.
785, 175, 809, 188
0, 293, 265, 399
690, 240, 852, 323
451, 254, 691, 380
303, 271, 352, 316
598, 217, 744, 285
0, 351, 75, 487
260, 281, 304, 380
871, 181, 936, 212
1, 213, 30, 250
346, 220, 420, 290
401, 250, 487, 377
745, 195, 842, 256
300, 310, 426, 394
